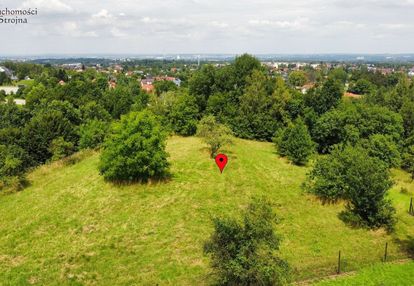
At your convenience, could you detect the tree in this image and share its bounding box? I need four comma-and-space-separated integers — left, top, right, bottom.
275, 118, 314, 165
288, 71, 307, 87
80, 101, 112, 122
23, 110, 77, 164
235, 70, 277, 141
307, 146, 396, 230
362, 134, 401, 168
154, 80, 177, 96
49, 137, 75, 161
101, 85, 134, 119
197, 115, 233, 157
204, 197, 291, 286
233, 53, 262, 92
189, 65, 216, 112
328, 68, 348, 84
169, 92, 199, 136
78, 120, 109, 149
305, 78, 343, 115
349, 79, 375, 95
0, 142, 32, 192
99, 111, 169, 182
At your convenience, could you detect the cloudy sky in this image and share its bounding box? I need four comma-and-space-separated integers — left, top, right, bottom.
0, 0, 413, 55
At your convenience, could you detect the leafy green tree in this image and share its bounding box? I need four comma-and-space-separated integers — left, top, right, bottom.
328, 68, 348, 84
0, 101, 30, 129
0, 144, 29, 192
80, 101, 112, 122
79, 120, 109, 149
101, 86, 134, 119
276, 118, 314, 165
49, 137, 76, 161
25, 83, 51, 109
189, 65, 216, 112
204, 197, 291, 286
99, 111, 169, 182
23, 110, 77, 164
305, 78, 343, 115
288, 71, 307, 87
307, 146, 396, 230
400, 99, 414, 137
313, 102, 403, 153
169, 92, 199, 136
349, 79, 375, 95
233, 53, 262, 92
235, 70, 276, 141
362, 134, 401, 168
197, 115, 233, 157
154, 80, 177, 96
0, 144, 29, 180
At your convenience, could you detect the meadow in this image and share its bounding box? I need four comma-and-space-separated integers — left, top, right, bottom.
1, 136, 413, 285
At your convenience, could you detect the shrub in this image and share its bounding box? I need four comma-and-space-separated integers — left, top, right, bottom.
23, 110, 77, 164
79, 120, 109, 149
0, 144, 29, 193
99, 111, 169, 182
204, 197, 291, 286
275, 118, 314, 165
196, 115, 233, 158
49, 137, 76, 162
362, 134, 401, 168
307, 145, 396, 230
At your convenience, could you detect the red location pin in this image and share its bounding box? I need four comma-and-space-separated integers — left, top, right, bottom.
215, 154, 228, 173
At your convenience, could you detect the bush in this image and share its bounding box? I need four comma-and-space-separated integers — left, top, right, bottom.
99, 111, 169, 182
197, 115, 233, 158
307, 146, 396, 230
204, 197, 291, 286
49, 137, 76, 162
362, 134, 401, 168
169, 92, 199, 136
23, 110, 77, 164
0, 144, 29, 193
79, 120, 109, 149
275, 118, 314, 165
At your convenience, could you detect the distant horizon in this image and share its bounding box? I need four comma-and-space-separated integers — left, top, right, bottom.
2, 53, 414, 64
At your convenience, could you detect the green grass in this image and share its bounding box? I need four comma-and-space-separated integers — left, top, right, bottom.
315, 262, 414, 285
0, 136, 413, 285
15, 79, 35, 86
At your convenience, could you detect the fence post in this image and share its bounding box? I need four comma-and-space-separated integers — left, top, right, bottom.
384, 242, 388, 262
337, 250, 341, 274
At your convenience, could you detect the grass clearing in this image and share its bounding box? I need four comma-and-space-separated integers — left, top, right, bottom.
314, 261, 414, 285
0, 136, 413, 285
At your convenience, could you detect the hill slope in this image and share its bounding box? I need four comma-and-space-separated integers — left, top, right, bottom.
1, 136, 414, 285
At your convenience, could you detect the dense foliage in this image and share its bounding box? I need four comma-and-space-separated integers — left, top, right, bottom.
99, 111, 169, 182
275, 118, 314, 165
204, 197, 291, 285
307, 146, 396, 230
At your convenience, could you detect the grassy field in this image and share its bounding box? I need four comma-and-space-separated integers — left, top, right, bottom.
0, 136, 414, 285
315, 261, 414, 285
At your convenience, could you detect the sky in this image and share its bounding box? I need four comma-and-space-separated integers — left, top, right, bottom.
0, 0, 413, 55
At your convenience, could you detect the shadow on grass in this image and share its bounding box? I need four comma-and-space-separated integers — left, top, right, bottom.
0, 176, 32, 196
198, 146, 236, 159
104, 172, 173, 187
393, 236, 414, 258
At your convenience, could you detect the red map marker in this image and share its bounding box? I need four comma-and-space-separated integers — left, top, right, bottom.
215, 154, 228, 173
